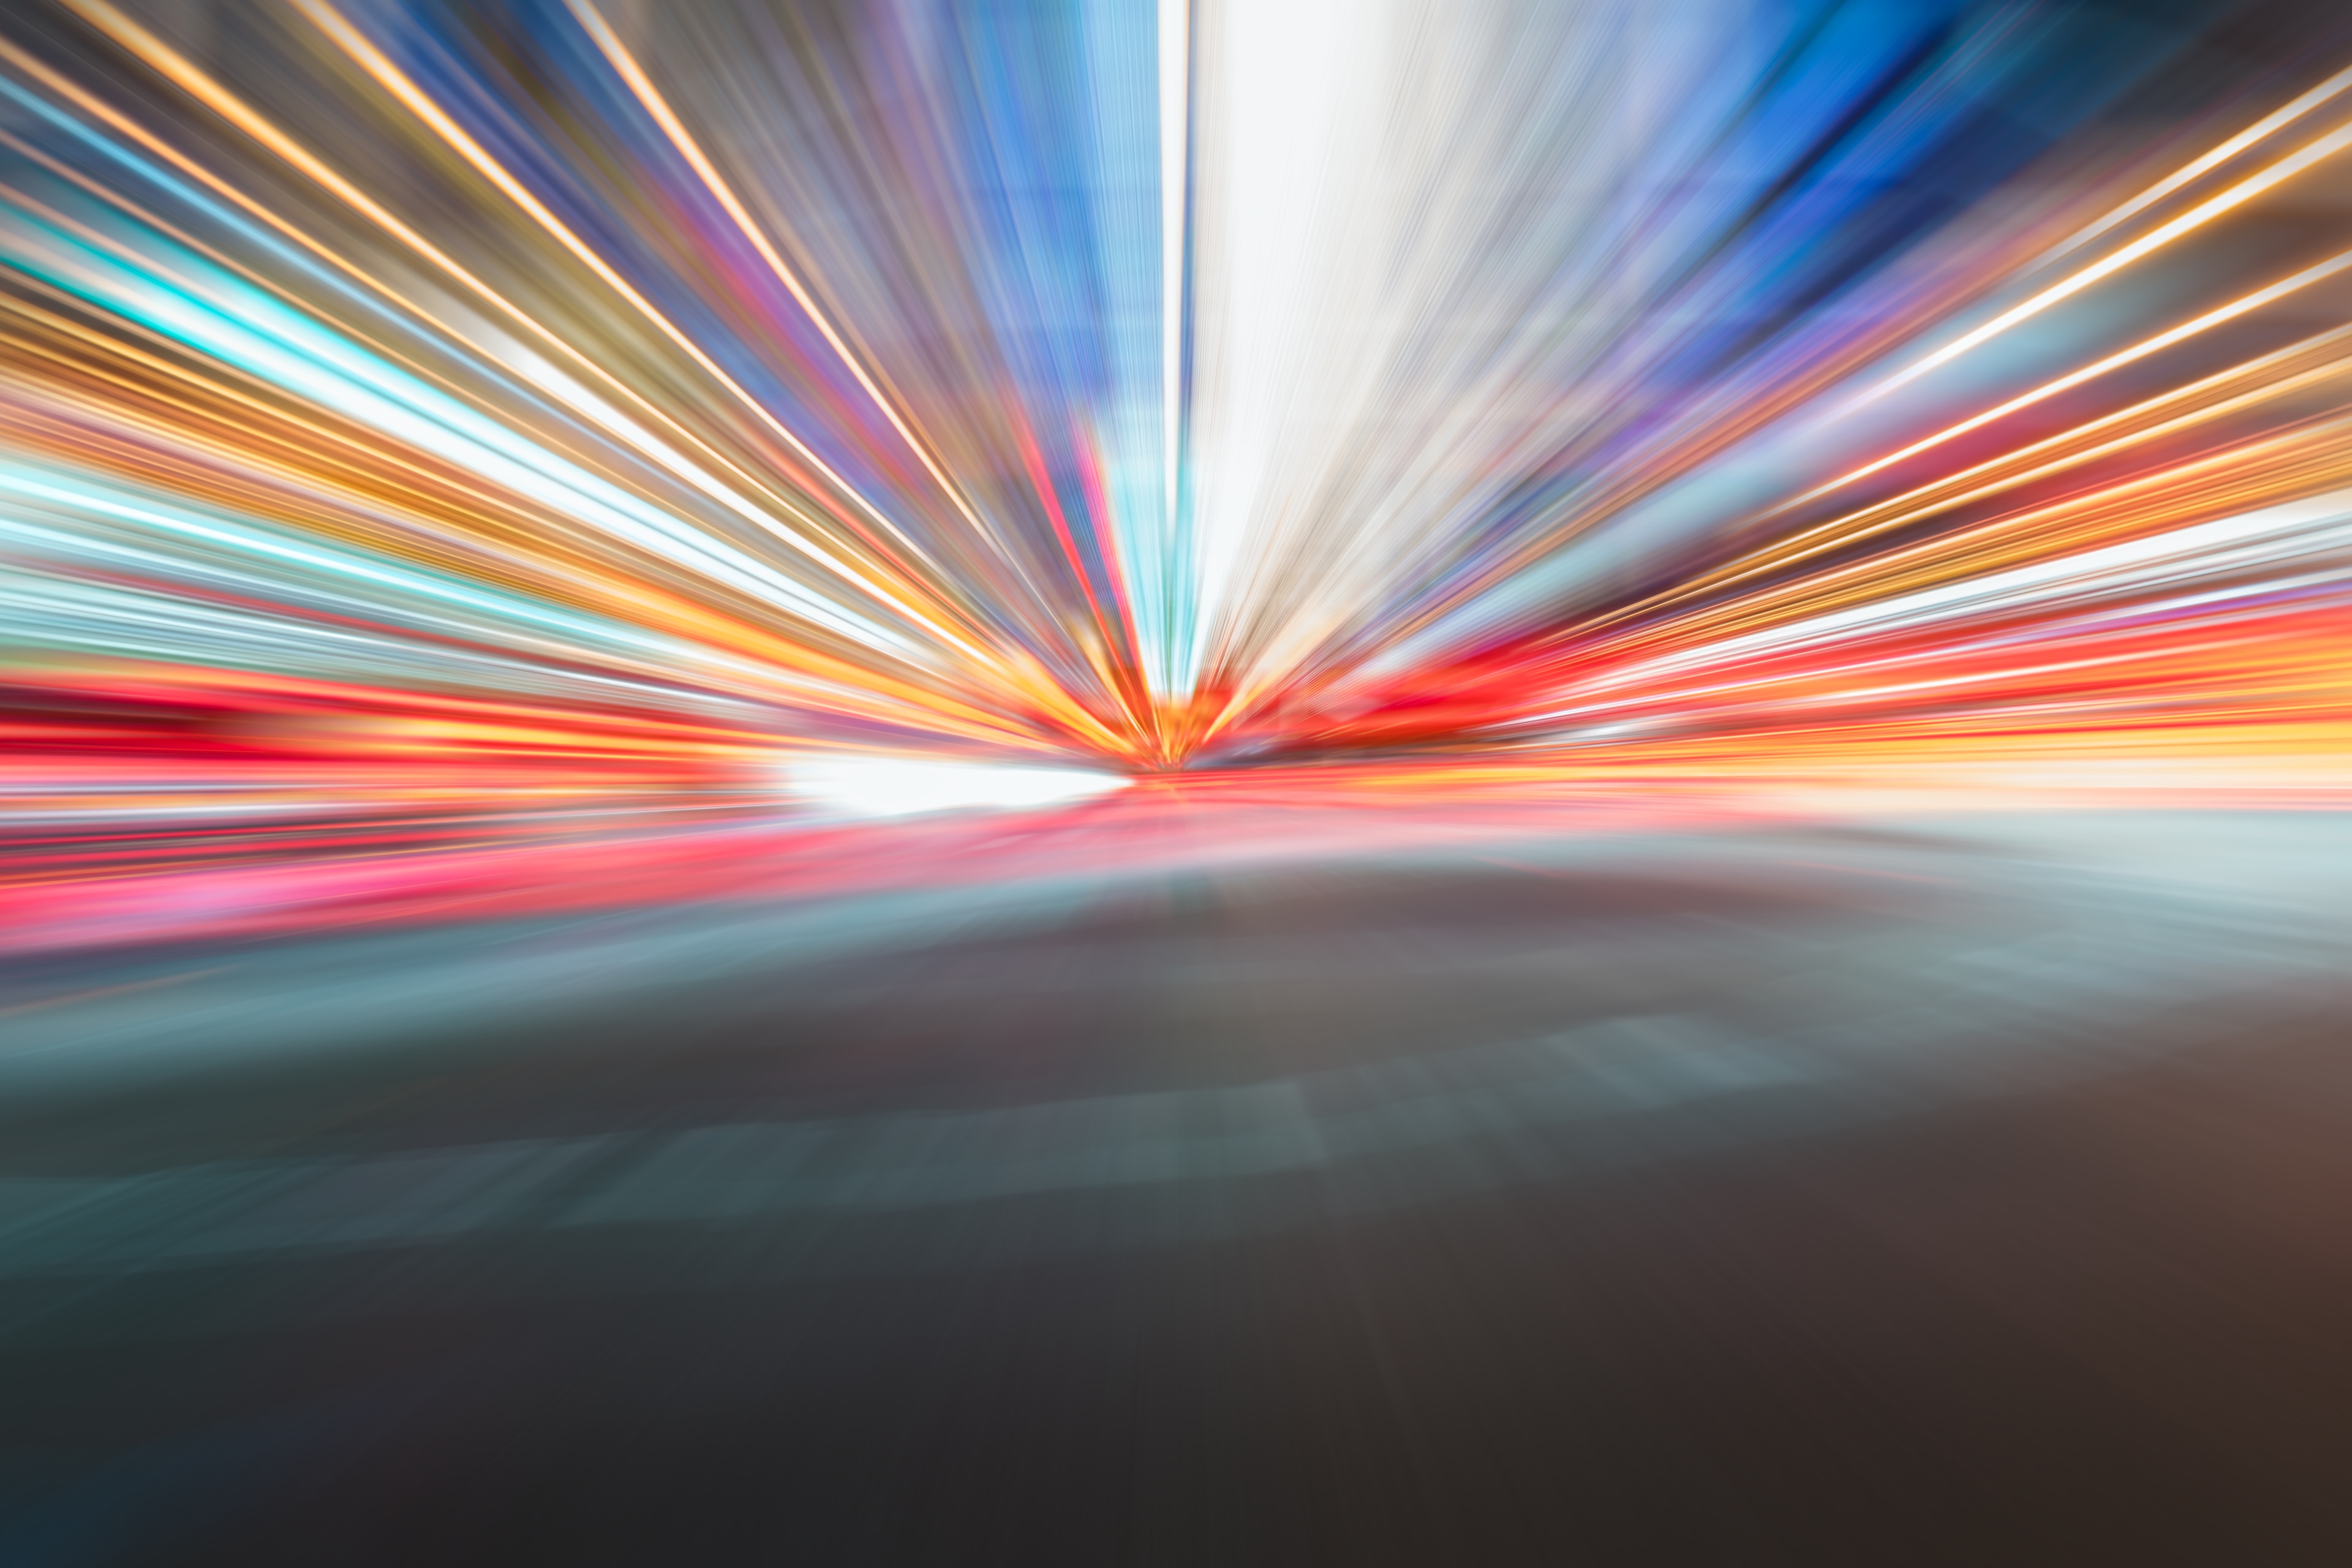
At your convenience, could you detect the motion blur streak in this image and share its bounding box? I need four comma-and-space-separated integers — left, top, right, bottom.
3, 1, 2351, 1562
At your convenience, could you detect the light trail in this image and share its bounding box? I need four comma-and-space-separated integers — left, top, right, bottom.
0, 0, 2345, 951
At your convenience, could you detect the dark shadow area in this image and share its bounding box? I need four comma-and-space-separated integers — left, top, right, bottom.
3, 816, 2351, 1563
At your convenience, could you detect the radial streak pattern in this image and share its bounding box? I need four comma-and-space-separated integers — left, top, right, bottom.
2, 0, 2349, 952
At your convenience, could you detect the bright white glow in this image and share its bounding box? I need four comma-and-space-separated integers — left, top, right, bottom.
1180, 0, 1751, 706
791, 756, 1131, 818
